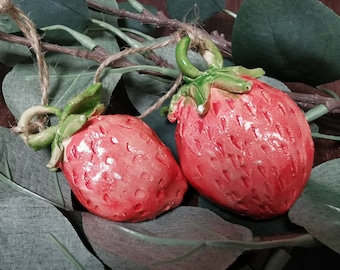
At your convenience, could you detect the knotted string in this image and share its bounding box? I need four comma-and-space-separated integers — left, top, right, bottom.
0, 0, 49, 133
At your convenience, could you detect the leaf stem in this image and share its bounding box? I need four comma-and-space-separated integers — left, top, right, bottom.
223, 9, 237, 19
115, 224, 318, 250
106, 64, 179, 78
0, 161, 66, 210
120, 27, 155, 41
48, 233, 86, 270
91, 18, 143, 48
312, 132, 340, 141
304, 104, 329, 122
41, 25, 98, 51
127, 0, 145, 13
316, 86, 340, 99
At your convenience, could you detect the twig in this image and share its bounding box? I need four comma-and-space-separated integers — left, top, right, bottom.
287, 92, 340, 114
86, 0, 232, 57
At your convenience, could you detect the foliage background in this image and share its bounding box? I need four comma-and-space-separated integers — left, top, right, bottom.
1, 0, 340, 269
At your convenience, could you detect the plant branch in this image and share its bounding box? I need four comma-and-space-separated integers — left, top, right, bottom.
86, 0, 232, 57
0, 31, 175, 78
287, 92, 340, 114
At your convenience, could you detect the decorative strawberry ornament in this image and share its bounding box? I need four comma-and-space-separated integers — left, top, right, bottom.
17, 83, 187, 222
168, 36, 314, 219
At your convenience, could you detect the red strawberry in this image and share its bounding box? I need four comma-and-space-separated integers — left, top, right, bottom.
16, 83, 187, 222
168, 75, 314, 219
60, 114, 188, 222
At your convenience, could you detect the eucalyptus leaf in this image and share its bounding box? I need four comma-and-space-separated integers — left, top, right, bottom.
0, 183, 103, 269
0, 14, 18, 33
9, 0, 90, 35
198, 196, 303, 237
232, 0, 340, 86
3, 31, 121, 120
259, 76, 291, 92
0, 40, 31, 67
0, 127, 73, 209
167, 0, 225, 22
289, 158, 340, 255
82, 206, 252, 270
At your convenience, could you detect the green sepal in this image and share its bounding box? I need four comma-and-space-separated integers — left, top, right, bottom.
61, 82, 104, 122
27, 125, 59, 151
171, 35, 266, 121
47, 114, 88, 170
168, 66, 263, 120
218, 66, 265, 78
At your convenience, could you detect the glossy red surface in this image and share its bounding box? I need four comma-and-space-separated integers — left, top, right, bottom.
173, 78, 314, 219
61, 114, 187, 222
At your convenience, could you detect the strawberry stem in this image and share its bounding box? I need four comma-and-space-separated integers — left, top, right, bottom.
16, 83, 106, 170
304, 104, 329, 122
175, 36, 202, 79
169, 36, 266, 121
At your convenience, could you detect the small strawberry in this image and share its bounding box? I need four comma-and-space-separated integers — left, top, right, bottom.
168, 36, 314, 219
59, 114, 187, 222
17, 83, 188, 222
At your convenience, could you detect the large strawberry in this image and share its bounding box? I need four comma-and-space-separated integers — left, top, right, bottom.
17, 83, 187, 222
168, 36, 314, 219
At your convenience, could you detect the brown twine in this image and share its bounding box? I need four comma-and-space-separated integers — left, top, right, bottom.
1, 0, 49, 134
0, 0, 49, 106
1, 0, 205, 129
138, 73, 183, 119
94, 34, 186, 119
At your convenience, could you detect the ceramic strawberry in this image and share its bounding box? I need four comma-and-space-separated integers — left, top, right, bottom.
168, 36, 314, 219
17, 83, 187, 222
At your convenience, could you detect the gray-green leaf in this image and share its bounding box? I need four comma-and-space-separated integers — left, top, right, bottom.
0, 184, 103, 269
82, 206, 252, 269
2, 30, 121, 120
232, 0, 340, 86
289, 158, 340, 255
0, 127, 73, 209
11, 0, 90, 32
0, 40, 31, 67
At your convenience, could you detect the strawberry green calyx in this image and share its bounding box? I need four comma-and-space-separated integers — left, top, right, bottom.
168, 36, 265, 122
15, 83, 106, 170
175, 36, 224, 80
47, 114, 88, 170
61, 82, 105, 122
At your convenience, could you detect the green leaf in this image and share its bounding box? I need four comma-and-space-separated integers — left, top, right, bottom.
2, 30, 121, 120
0, 182, 103, 269
199, 196, 303, 237
0, 14, 19, 33
0, 40, 31, 67
232, 0, 340, 86
167, 0, 225, 22
82, 206, 252, 269
10, 0, 90, 33
289, 158, 340, 255
0, 127, 73, 209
